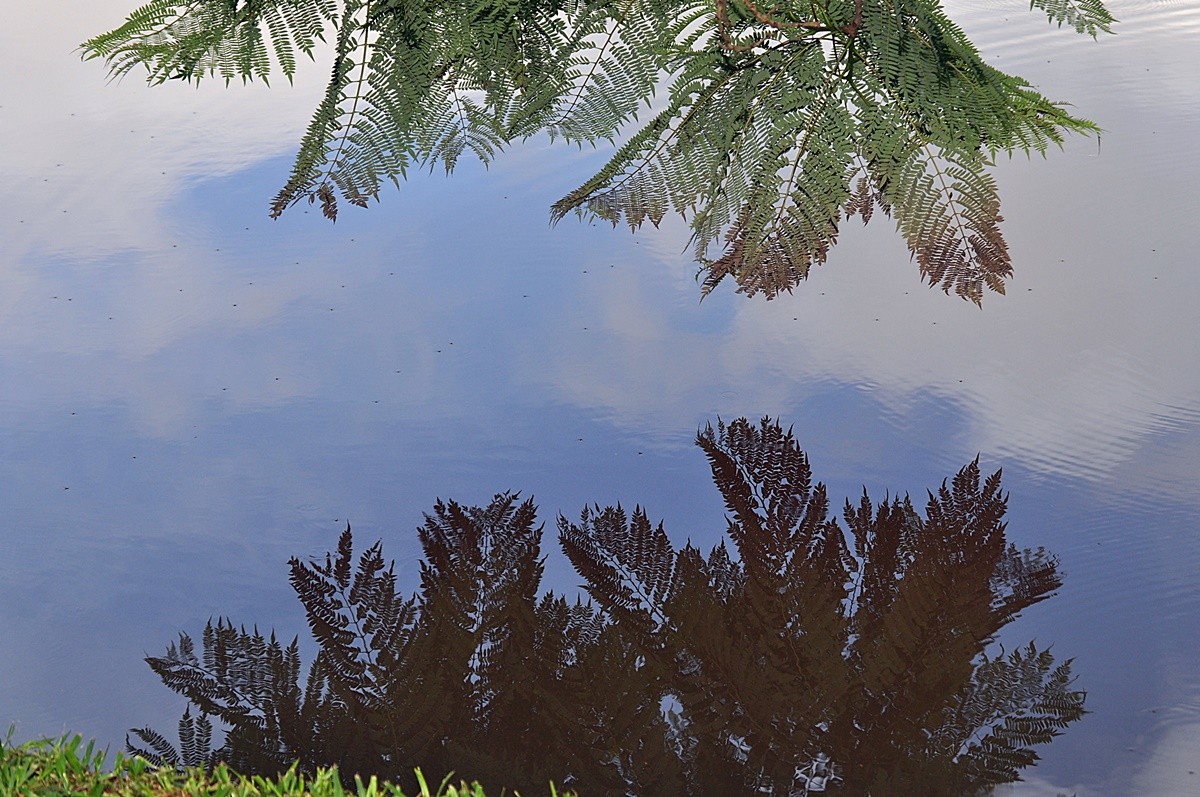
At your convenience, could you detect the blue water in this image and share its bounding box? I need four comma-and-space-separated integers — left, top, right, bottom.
2, 2, 1199, 793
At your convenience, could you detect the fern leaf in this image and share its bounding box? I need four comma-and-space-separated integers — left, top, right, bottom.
858, 100, 1011, 303
177, 707, 215, 770
80, 0, 336, 85
86, 0, 1112, 300
1029, 0, 1117, 38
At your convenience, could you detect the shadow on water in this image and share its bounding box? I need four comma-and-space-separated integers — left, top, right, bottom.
129, 417, 1084, 795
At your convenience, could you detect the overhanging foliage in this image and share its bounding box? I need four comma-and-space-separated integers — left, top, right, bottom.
82, 0, 1115, 301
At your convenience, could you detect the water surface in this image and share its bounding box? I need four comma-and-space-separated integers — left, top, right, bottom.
2, 2, 1199, 794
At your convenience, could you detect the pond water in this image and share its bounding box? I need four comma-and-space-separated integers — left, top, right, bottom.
2, 1, 1198, 793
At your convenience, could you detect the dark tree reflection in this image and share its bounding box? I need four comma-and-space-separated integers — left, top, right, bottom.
131, 417, 1084, 795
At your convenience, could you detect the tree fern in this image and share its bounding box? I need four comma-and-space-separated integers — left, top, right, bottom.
85, 0, 1111, 298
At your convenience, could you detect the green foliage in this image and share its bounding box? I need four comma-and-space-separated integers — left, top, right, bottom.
130, 417, 1084, 795
0, 731, 135, 796
80, 1, 337, 86
82, 1, 1112, 300
1030, 0, 1116, 37
0, 730, 522, 796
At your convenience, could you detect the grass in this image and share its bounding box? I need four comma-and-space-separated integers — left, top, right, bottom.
0, 730, 562, 797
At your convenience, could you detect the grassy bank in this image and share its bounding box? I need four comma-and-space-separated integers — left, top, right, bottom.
0, 732, 560, 797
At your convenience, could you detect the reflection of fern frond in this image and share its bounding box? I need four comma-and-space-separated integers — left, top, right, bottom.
549, 620, 687, 795
289, 526, 371, 695
138, 619, 305, 775
953, 643, 1087, 784
178, 707, 214, 770
417, 493, 544, 732
126, 723, 180, 770
559, 504, 680, 642
696, 417, 853, 587
133, 417, 1085, 793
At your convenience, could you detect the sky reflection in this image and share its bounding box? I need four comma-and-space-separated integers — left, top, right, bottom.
2, 2, 1199, 795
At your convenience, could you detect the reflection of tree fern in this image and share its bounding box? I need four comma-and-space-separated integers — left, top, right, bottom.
126, 707, 214, 771
134, 417, 1084, 793
559, 504, 680, 641
954, 643, 1087, 785
563, 416, 1082, 792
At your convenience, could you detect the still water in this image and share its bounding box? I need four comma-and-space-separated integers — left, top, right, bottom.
2, 1, 1198, 793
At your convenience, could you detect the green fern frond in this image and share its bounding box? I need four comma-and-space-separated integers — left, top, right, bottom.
698, 61, 858, 297
511, 0, 687, 142
270, 1, 407, 219
80, 0, 336, 85
857, 98, 1010, 303
1029, 0, 1116, 38
87, 0, 1112, 299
